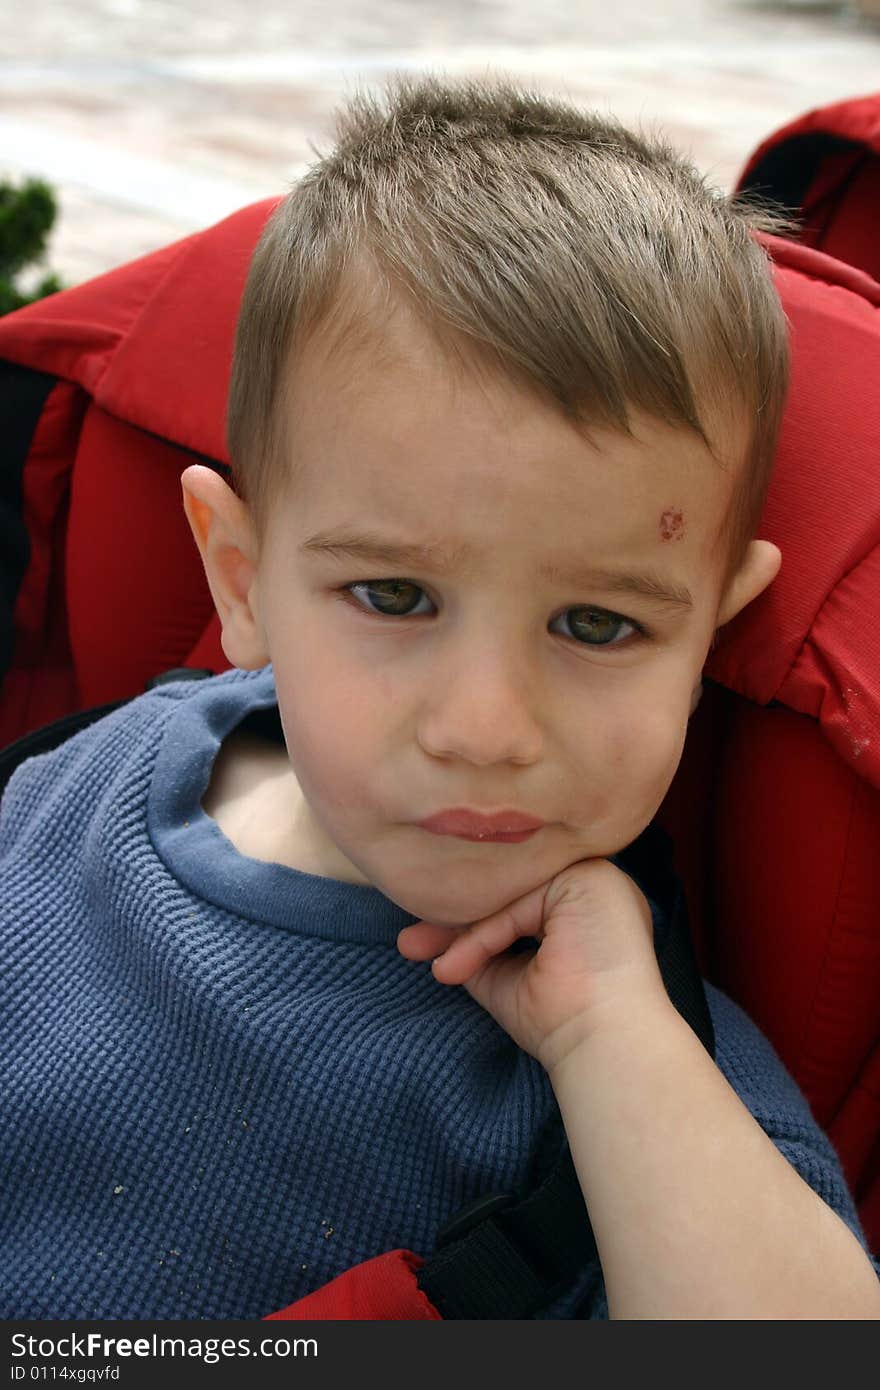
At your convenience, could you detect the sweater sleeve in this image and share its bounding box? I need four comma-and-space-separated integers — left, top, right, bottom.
705, 982, 880, 1280
0, 686, 173, 850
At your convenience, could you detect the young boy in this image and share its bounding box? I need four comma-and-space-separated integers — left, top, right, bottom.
2, 77, 878, 1320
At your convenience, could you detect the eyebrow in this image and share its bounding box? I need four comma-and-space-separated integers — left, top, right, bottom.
300, 528, 694, 612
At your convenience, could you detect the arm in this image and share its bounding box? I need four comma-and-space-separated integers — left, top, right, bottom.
550, 993, 880, 1319
399, 860, 880, 1320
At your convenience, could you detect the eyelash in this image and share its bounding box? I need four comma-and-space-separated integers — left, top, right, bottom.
340, 580, 650, 648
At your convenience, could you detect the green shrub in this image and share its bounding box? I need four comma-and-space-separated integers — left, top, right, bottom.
0, 177, 63, 316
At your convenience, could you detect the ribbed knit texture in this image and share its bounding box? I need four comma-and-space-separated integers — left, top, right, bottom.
0, 665, 873, 1319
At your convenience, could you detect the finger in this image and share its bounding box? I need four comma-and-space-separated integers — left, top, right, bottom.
430, 880, 551, 985
399, 876, 553, 984
460, 947, 534, 1024
397, 922, 459, 960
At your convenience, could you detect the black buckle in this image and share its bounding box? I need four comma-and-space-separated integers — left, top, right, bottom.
434, 1190, 516, 1249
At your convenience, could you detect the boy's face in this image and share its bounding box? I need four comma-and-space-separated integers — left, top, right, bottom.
187, 295, 779, 928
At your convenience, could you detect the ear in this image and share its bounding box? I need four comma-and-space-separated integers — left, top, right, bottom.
714, 538, 782, 630
180, 464, 270, 670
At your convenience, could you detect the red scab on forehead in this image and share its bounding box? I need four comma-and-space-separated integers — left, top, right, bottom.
659, 508, 685, 542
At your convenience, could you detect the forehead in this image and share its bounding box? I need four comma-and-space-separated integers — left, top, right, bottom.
281, 288, 744, 586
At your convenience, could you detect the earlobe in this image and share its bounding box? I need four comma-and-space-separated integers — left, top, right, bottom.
180, 464, 270, 670
715, 539, 782, 630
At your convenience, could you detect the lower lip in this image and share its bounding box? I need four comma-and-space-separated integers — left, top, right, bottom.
419, 826, 540, 844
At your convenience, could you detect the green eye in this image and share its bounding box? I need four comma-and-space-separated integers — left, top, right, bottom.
556, 607, 637, 646
348, 580, 431, 617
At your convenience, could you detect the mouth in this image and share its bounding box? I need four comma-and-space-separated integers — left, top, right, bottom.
415, 808, 546, 843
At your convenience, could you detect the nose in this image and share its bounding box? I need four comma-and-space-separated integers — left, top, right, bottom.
416, 644, 544, 767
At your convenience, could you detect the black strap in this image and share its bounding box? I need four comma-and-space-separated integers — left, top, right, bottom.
417, 824, 714, 1319
0, 363, 59, 692
738, 131, 863, 221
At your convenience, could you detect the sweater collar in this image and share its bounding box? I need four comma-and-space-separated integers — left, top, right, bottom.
148, 665, 419, 945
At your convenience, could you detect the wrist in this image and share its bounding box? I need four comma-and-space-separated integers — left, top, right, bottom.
541, 980, 680, 1088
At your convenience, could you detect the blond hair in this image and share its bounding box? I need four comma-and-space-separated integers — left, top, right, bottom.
227, 75, 790, 587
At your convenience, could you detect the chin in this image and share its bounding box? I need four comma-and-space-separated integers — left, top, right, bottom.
382, 871, 544, 929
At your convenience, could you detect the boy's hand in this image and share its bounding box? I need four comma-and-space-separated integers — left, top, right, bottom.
397, 859, 671, 1076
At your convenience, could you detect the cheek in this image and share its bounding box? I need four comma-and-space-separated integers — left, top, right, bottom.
571, 704, 686, 853
274, 665, 393, 809
601, 699, 687, 796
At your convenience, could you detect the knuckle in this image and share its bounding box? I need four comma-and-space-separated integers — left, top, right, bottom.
550, 856, 620, 905
548, 858, 650, 928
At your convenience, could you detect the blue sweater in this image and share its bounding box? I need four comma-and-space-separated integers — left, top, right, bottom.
0, 665, 873, 1319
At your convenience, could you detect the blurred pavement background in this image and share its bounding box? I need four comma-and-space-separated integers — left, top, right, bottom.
1, 0, 879, 287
